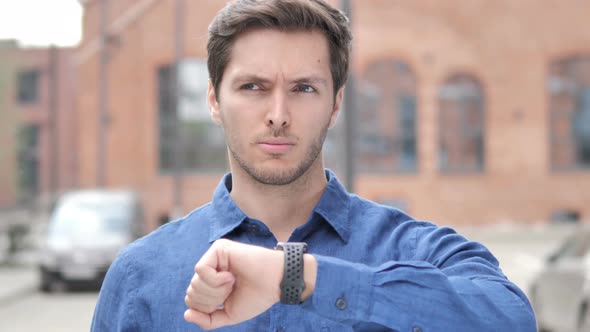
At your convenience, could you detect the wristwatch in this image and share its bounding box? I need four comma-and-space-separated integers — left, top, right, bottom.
274, 242, 308, 304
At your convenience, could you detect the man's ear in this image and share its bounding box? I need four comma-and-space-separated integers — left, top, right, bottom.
208, 80, 222, 125
329, 87, 344, 129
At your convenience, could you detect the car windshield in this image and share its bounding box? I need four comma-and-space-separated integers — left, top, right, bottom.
49, 194, 133, 238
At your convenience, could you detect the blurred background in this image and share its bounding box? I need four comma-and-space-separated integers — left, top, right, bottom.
0, 0, 589, 331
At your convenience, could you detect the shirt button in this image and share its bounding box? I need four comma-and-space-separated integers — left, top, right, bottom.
412, 327, 422, 332
335, 297, 347, 310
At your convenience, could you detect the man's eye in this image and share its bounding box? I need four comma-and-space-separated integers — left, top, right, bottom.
295, 84, 316, 93
241, 83, 261, 90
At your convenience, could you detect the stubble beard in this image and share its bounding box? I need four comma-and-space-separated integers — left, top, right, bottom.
228, 124, 329, 186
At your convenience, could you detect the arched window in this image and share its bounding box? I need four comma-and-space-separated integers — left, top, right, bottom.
549, 56, 590, 170
438, 73, 485, 173
356, 59, 418, 173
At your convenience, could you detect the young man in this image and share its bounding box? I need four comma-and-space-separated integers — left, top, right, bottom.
92, 0, 536, 331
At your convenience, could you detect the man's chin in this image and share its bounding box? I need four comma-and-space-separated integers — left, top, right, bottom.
249, 168, 302, 186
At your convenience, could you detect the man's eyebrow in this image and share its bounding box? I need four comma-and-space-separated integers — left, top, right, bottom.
230, 74, 329, 87
291, 77, 328, 87
231, 74, 272, 84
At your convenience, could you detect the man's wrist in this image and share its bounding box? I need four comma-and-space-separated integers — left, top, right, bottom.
301, 254, 317, 301
272, 248, 317, 303
272, 250, 284, 303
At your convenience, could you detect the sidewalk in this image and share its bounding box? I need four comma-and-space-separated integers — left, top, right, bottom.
0, 251, 39, 306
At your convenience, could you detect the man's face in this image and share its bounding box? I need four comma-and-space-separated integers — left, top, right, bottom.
208, 28, 343, 185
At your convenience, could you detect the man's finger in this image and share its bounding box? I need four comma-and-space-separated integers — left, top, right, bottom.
191, 269, 235, 290
215, 241, 231, 272
185, 280, 233, 311
184, 295, 222, 314
195, 242, 234, 287
185, 274, 235, 313
184, 308, 233, 331
196, 240, 231, 271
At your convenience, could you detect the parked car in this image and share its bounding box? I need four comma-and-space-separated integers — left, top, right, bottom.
530, 226, 590, 332
38, 190, 144, 292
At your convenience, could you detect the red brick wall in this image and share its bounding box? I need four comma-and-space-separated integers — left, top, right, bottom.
0, 47, 78, 208
75, 0, 590, 229
352, 0, 590, 225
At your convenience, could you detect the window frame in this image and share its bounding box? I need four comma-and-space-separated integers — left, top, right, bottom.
548, 56, 590, 172
16, 69, 40, 104
356, 58, 419, 174
156, 61, 227, 175
438, 73, 486, 174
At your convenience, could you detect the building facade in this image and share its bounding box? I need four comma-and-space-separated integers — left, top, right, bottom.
0, 42, 78, 209
73, 0, 590, 230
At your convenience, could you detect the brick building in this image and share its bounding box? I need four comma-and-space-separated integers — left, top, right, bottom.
73, 0, 590, 230
0, 41, 78, 208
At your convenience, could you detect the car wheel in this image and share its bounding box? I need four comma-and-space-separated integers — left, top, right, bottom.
39, 269, 53, 293
40, 279, 50, 293
48, 279, 68, 293
39, 269, 68, 293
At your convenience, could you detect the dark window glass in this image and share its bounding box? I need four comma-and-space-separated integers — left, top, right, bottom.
438, 74, 485, 173
18, 125, 40, 202
17, 70, 40, 104
158, 66, 176, 171
323, 122, 345, 177
356, 59, 418, 173
549, 57, 590, 170
157, 60, 226, 173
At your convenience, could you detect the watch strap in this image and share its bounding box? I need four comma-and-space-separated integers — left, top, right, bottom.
275, 242, 308, 305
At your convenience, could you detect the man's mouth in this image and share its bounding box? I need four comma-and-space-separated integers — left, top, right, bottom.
257, 139, 295, 154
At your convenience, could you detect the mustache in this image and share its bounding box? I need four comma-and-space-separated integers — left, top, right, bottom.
254, 128, 298, 141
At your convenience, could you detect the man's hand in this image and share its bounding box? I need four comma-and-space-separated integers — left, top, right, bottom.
184, 239, 317, 330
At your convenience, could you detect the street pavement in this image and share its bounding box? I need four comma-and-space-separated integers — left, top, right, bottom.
0, 265, 37, 308
0, 287, 98, 332
0, 250, 39, 307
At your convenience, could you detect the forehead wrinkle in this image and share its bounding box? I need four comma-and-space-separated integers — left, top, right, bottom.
291, 77, 329, 88
231, 72, 273, 84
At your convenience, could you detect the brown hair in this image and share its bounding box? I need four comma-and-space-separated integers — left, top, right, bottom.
207, 0, 352, 99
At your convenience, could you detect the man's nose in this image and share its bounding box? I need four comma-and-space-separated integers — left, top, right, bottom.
265, 91, 290, 129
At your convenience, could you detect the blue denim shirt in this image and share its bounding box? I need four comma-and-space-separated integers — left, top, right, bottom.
91, 170, 536, 332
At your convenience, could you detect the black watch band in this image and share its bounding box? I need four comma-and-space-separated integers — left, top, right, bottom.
274, 242, 308, 305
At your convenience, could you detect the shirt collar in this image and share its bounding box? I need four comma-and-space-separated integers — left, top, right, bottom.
209, 173, 247, 242
208, 169, 351, 243
313, 169, 351, 243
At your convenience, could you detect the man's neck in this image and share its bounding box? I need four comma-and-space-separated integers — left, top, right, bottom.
229, 163, 328, 241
